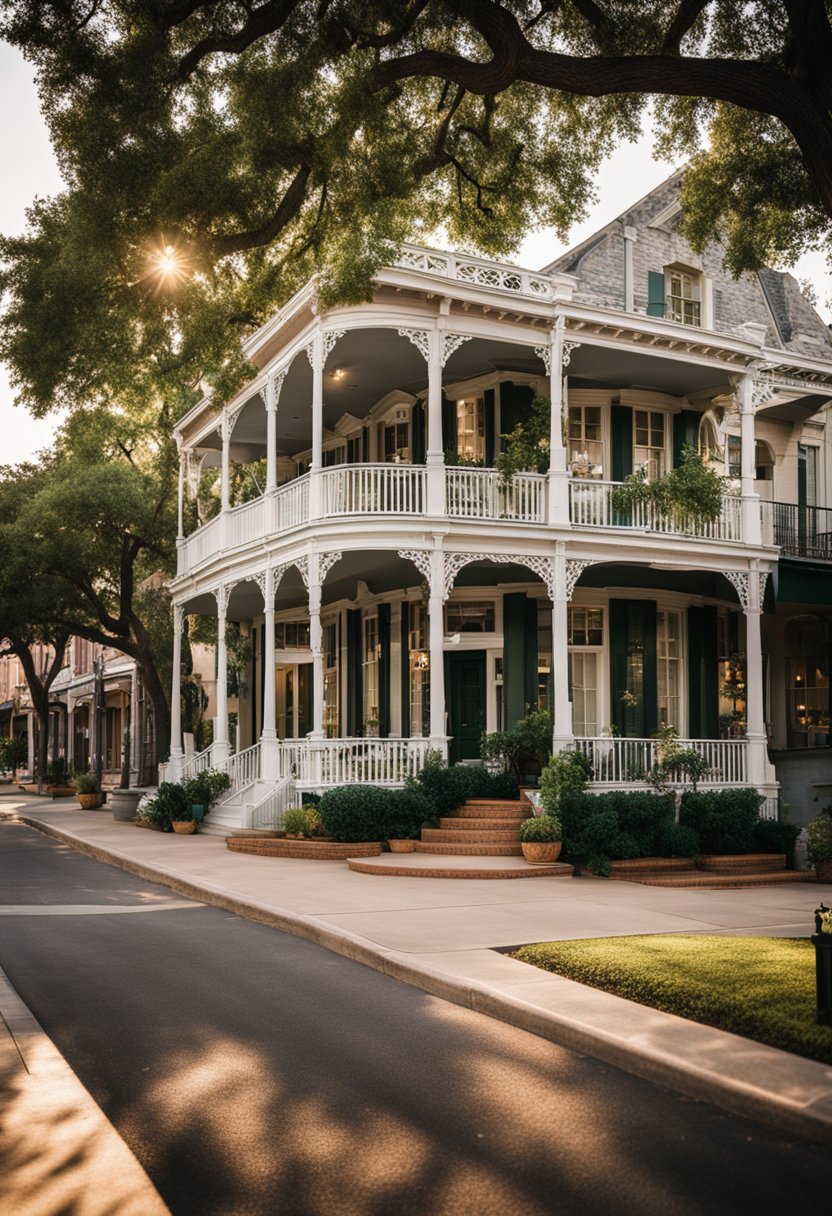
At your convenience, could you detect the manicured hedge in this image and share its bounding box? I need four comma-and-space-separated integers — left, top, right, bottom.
559, 790, 683, 876
318, 784, 434, 842
751, 818, 800, 865
679, 788, 763, 855
416, 763, 519, 817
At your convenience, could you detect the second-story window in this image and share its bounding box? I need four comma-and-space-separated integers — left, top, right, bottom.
667, 270, 701, 326
568, 405, 603, 473
456, 397, 485, 462
384, 421, 409, 463
634, 410, 666, 480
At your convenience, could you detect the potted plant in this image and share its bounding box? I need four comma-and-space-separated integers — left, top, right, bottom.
364, 718, 380, 738
182, 768, 231, 823
387, 837, 417, 853
111, 787, 144, 821
75, 772, 105, 810
806, 807, 832, 882
519, 813, 562, 864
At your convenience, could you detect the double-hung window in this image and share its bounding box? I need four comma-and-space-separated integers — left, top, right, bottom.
456, 397, 485, 462
657, 611, 682, 731
667, 270, 701, 326
568, 607, 604, 736
634, 410, 666, 480
568, 405, 603, 471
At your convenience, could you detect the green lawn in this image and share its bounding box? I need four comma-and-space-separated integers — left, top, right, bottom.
512, 935, 832, 1065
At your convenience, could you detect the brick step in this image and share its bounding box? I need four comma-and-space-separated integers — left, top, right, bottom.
347, 855, 574, 879
457, 805, 530, 820
618, 870, 816, 889
699, 853, 786, 872
607, 857, 696, 876
421, 827, 521, 844
414, 841, 523, 857
463, 798, 530, 810
227, 838, 381, 860
438, 816, 523, 832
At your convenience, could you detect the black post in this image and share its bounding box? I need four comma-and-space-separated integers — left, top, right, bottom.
812, 904, 832, 1026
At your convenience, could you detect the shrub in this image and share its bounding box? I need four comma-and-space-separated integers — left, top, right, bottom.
75, 772, 99, 795
182, 768, 231, 813
559, 790, 677, 875
655, 820, 700, 859
318, 785, 397, 842
481, 707, 553, 781
539, 749, 593, 815
137, 781, 192, 831
416, 762, 518, 817
385, 787, 435, 840
679, 789, 763, 854
284, 805, 323, 838
752, 818, 800, 865
0, 735, 28, 774
806, 809, 832, 866
519, 814, 561, 843
46, 757, 68, 785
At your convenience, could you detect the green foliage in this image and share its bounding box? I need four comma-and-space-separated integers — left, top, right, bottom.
75, 772, 99, 794
494, 396, 551, 480
539, 749, 593, 816
519, 814, 561, 844
0, 735, 28, 774
45, 757, 68, 784
806, 810, 832, 866
512, 936, 832, 1066
481, 707, 553, 781
318, 784, 433, 843
559, 790, 680, 875
416, 761, 518, 818
138, 781, 192, 831
182, 768, 231, 813
752, 819, 800, 865
284, 805, 323, 839
611, 447, 725, 526
679, 789, 764, 855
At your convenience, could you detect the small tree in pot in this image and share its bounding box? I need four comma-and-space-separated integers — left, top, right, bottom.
519, 814, 562, 864
807, 806, 832, 882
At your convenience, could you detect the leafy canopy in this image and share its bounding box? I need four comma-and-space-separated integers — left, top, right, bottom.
3, 1, 832, 416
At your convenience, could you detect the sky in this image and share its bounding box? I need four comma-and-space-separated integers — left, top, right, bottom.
1, 41, 830, 467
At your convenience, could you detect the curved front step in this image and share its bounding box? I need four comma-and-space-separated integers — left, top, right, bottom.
457, 803, 530, 819
438, 816, 524, 832
415, 841, 523, 856
422, 827, 521, 844
347, 854, 573, 879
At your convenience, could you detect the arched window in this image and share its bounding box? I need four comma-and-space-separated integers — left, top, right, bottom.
785, 614, 831, 748
698, 413, 721, 463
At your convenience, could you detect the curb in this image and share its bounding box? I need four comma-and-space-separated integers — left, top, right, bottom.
18, 813, 832, 1151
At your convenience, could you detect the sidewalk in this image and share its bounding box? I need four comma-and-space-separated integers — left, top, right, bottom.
6, 793, 832, 1150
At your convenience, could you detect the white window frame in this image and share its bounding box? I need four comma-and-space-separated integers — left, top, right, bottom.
666, 268, 702, 327
633, 409, 668, 481
568, 605, 606, 737
657, 609, 684, 733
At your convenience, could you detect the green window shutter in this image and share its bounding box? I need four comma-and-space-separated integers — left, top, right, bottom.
609, 599, 629, 737
400, 602, 410, 737
503, 593, 527, 727
798, 449, 808, 509
610, 600, 657, 737
362, 426, 370, 463
378, 603, 391, 737
500, 381, 515, 441
524, 597, 538, 711
642, 600, 658, 738
442, 393, 456, 458
701, 605, 719, 739
647, 270, 666, 318
484, 388, 495, 467
673, 410, 699, 467
412, 402, 426, 465
515, 384, 533, 427
611, 405, 633, 482
346, 609, 363, 736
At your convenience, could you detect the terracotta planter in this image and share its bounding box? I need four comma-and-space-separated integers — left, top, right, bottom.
172, 820, 197, 835
816, 860, 832, 882
78, 793, 105, 810
388, 839, 416, 853
521, 841, 562, 864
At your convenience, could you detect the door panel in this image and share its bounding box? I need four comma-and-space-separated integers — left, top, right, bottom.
448, 651, 487, 763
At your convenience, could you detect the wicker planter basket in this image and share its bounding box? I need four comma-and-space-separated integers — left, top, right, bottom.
172, 820, 197, 835
388, 839, 416, 853
521, 841, 562, 865
78, 793, 105, 811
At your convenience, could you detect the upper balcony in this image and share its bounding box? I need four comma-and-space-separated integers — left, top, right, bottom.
175, 461, 750, 579
762, 501, 832, 561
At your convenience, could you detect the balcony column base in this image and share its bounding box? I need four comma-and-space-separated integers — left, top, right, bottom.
547, 468, 570, 527
426, 457, 445, 516
742, 494, 762, 545
260, 733, 279, 780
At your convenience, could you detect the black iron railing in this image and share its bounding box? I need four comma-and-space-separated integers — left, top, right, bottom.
767, 501, 832, 560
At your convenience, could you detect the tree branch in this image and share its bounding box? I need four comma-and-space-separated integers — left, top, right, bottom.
662, 0, 711, 55
210, 163, 312, 255
171, 0, 302, 82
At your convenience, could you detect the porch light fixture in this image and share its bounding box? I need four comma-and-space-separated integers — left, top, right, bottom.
412, 650, 429, 670
330, 368, 346, 381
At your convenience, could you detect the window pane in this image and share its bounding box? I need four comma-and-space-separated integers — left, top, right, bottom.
446, 601, 495, 633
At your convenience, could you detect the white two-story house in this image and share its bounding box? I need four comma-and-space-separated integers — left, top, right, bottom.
167, 172, 832, 831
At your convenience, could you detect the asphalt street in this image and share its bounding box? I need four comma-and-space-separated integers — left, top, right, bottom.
1, 819, 830, 1216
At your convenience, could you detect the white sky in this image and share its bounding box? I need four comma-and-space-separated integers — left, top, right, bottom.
1, 41, 830, 466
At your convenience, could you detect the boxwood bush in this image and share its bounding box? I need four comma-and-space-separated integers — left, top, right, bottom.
751, 818, 800, 865
679, 789, 763, 855
416, 762, 518, 816
559, 790, 686, 876
318, 785, 435, 842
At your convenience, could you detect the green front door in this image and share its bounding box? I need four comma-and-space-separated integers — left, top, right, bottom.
447, 651, 487, 764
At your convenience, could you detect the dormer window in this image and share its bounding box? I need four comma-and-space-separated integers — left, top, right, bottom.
647, 266, 702, 327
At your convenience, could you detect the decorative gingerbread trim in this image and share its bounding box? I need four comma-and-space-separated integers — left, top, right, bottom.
318, 551, 342, 584
565, 559, 593, 601
214, 582, 236, 617
398, 549, 433, 584
534, 345, 551, 375
441, 333, 472, 367
562, 341, 581, 369
294, 555, 310, 589
444, 553, 556, 601
398, 328, 431, 363
758, 570, 770, 606
751, 378, 775, 410
266, 368, 288, 411
724, 570, 749, 610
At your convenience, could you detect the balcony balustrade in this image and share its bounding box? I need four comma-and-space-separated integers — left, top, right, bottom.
175, 464, 756, 576
762, 501, 832, 560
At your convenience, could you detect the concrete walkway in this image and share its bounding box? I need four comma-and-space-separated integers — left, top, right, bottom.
5, 793, 832, 1153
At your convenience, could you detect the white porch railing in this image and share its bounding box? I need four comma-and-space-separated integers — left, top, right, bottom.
177, 514, 222, 575
574, 737, 748, 785
394, 245, 557, 301
446, 467, 546, 523
273, 473, 310, 531
181, 744, 213, 779
250, 775, 301, 830
569, 480, 743, 542
276, 737, 432, 787
321, 464, 426, 516
226, 496, 267, 549
228, 742, 261, 792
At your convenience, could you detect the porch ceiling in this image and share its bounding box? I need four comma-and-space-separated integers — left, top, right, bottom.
566, 345, 731, 398
575, 562, 741, 602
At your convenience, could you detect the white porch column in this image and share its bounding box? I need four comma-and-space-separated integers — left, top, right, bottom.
259, 568, 279, 778
213, 586, 230, 765
308, 553, 325, 738
738, 375, 762, 545
309, 332, 324, 520
551, 548, 573, 751
220, 413, 230, 513
169, 605, 184, 777
265, 377, 278, 494
427, 327, 445, 516
428, 547, 447, 753
744, 570, 768, 786
547, 316, 570, 526
176, 449, 186, 541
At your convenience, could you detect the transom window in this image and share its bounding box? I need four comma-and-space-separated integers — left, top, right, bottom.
568, 607, 604, 647
456, 397, 485, 462
634, 410, 666, 480
657, 611, 682, 730
667, 270, 701, 326
276, 621, 310, 649
445, 600, 496, 633
568, 405, 603, 472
